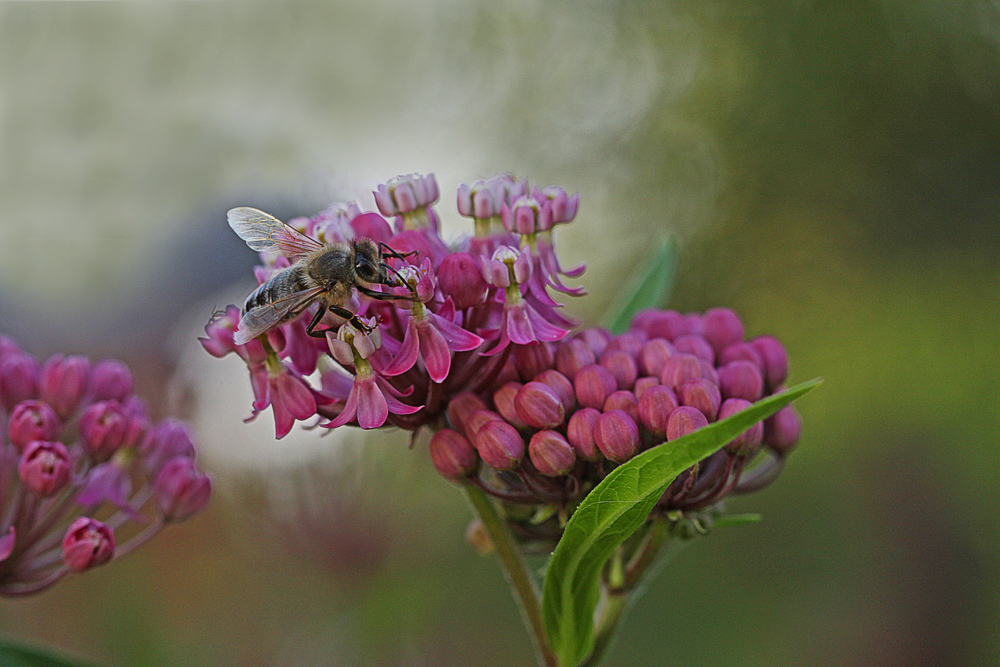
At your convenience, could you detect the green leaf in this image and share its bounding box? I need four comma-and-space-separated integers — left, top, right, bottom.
541, 378, 822, 667
0, 641, 104, 667
602, 235, 679, 334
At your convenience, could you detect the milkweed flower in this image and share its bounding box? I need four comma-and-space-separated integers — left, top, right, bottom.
0, 338, 211, 596
208, 171, 801, 548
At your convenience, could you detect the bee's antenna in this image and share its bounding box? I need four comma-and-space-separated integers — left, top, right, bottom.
381, 263, 413, 291
378, 242, 417, 261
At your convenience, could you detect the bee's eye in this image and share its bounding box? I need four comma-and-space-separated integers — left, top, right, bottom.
355, 261, 377, 282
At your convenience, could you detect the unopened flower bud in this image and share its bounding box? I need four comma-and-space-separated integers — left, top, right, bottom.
533, 369, 575, 413
638, 338, 675, 377
79, 401, 128, 462
594, 410, 640, 463
514, 343, 554, 381
718, 361, 764, 402
685, 313, 704, 336
18, 441, 71, 496
555, 338, 597, 380
765, 405, 802, 454
636, 310, 687, 341
672, 335, 715, 364
679, 379, 722, 421
637, 385, 678, 439
88, 359, 134, 403
122, 397, 151, 449
514, 382, 565, 429
633, 376, 659, 400
465, 410, 505, 443
666, 406, 709, 441
7, 400, 60, 451
566, 408, 602, 461
599, 350, 638, 391
430, 429, 480, 480
718, 398, 763, 457
605, 331, 647, 357
493, 383, 527, 429
476, 420, 525, 471
39, 354, 90, 419
154, 457, 212, 522
0, 335, 20, 359
140, 418, 196, 479
62, 517, 115, 572
604, 390, 639, 422
698, 359, 720, 386
529, 430, 576, 477
574, 364, 618, 410
751, 336, 789, 390
576, 328, 611, 356
350, 212, 393, 244
702, 308, 744, 353
659, 354, 704, 392
438, 252, 488, 309
718, 342, 763, 369
447, 392, 487, 434
0, 353, 40, 412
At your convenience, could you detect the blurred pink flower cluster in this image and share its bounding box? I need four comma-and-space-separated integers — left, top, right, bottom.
0, 337, 211, 596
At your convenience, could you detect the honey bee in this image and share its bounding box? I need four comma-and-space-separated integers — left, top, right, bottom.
227, 207, 414, 345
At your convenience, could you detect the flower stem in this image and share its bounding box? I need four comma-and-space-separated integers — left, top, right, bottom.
582, 518, 682, 667
464, 485, 557, 667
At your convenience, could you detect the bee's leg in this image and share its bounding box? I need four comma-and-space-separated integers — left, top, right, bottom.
327, 306, 373, 334
304, 304, 337, 338
356, 285, 416, 302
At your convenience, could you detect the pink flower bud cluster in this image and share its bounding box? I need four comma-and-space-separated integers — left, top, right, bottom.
428, 307, 801, 543
0, 336, 211, 596
204, 173, 585, 438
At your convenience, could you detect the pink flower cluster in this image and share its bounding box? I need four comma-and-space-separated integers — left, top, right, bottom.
204, 172, 801, 542
0, 336, 211, 596
431, 307, 802, 541
202, 173, 584, 438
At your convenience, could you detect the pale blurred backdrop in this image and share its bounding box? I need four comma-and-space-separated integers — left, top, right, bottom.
0, 1, 998, 666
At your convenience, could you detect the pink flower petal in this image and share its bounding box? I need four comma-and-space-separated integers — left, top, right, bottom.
320, 368, 354, 400
382, 390, 423, 416
505, 303, 538, 345
429, 312, 484, 351
355, 376, 389, 429
524, 302, 569, 342
380, 318, 420, 377
275, 372, 317, 420
417, 319, 452, 383
326, 383, 359, 429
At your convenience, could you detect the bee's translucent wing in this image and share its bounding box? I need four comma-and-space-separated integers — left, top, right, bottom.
227, 207, 325, 259
233, 286, 326, 345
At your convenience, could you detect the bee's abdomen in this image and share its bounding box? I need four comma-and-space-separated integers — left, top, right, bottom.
243, 266, 309, 313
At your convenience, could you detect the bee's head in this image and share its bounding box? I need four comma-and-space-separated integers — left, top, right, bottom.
352, 238, 393, 285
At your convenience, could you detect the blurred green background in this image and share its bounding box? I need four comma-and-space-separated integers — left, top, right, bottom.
1, 1, 998, 665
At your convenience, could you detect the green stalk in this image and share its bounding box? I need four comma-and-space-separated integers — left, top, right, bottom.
582, 518, 682, 667
464, 485, 557, 667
